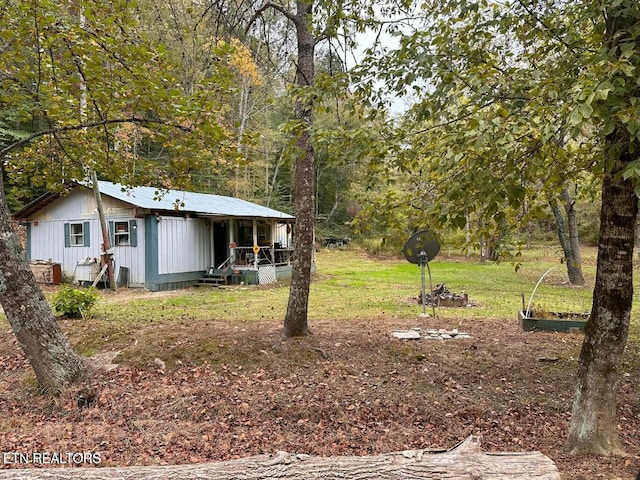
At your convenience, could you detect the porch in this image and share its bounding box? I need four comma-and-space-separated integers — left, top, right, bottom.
197, 217, 296, 286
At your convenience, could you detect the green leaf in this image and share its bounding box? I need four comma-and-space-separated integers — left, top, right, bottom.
595, 81, 613, 100
568, 108, 583, 126
496, 106, 509, 117
578, 102, 594, 119
603, 121, 616, 135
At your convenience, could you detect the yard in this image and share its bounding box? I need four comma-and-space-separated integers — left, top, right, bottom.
0, 246, 639, 479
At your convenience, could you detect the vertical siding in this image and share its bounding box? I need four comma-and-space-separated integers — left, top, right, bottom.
29, 219, 98, 281
274, 223, 291, 246
28, 217, 146, 286
158, 218, 210, 274
27, 187, 147, 285
109, 218, 146, 286
31, 189, 95, 221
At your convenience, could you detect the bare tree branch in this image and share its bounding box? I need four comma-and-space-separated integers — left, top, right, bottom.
246, 2, 297, 34
0, 117, 193, 160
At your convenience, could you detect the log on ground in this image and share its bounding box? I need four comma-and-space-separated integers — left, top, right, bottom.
0, 435, 560, 480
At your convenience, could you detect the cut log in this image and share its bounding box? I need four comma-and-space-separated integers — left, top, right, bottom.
0, 435, 560, 479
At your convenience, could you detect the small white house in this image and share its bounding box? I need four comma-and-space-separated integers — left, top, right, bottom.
13, 181, 296, 290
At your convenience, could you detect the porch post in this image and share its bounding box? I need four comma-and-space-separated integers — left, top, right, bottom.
229, 218, 236, 266
252, 219, 258, 268
210, 220, 215, 272
270, 220, 276, 265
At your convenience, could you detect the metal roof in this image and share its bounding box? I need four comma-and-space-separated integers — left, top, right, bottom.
13, 181, 294, 220
97, 181, 295, 219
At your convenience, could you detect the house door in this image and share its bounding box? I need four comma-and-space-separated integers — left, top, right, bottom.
213, 221, 229, 268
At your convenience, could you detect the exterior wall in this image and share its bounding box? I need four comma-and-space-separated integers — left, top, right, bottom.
143, 216, 210, 291
109, 218, 146, 287
28, 218, 95, 280
30, 188, 133, 221
157, 217, 211, 274
26, 189, 147, 287
274, 222, 291, 247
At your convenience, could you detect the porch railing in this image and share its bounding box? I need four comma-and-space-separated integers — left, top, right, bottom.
232, 246, 293, 267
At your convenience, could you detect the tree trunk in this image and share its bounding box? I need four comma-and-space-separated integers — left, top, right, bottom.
265, 151, 282, 207
549, 193, 584, 286
465, 208, 471, 257
0, 174, 86, 393
283, 0, 315, 338
567, 152, 637, 454
0, 436, 559, 479
562, 185, 585, 286
567, 2, 639, 455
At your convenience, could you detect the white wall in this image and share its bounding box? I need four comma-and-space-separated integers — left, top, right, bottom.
157, 217, 211, 274
27, 189, 147, 286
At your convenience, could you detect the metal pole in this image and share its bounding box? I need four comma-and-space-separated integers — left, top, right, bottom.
420, 262, 427, 316
426, 259, 436, 318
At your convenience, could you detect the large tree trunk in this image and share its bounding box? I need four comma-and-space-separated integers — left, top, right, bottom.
0, 436, 560, 479
283, 0, 315, 338
0, 175, 87, 393
567, 152, 637, 454
567, 1, 639, 455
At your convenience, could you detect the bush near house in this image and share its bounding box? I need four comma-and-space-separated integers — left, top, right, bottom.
50, 286, 99, 319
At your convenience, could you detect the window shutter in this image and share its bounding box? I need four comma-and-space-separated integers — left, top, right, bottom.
129, 219, 137, 247
83, 221, 90, 247
64, 223, 70, 248
108, 221, 114, 246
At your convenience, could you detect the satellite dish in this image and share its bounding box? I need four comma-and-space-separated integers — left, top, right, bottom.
403, 230, 441, 265
403, 230, 441, 318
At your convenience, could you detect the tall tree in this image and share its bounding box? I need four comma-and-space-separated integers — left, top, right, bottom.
567, 0, 640, 455
0, 0, 231, 391
244, 0, 385, 336
550, 184, 585, 286
247, 0, 316, 337
0, 179, 87, 392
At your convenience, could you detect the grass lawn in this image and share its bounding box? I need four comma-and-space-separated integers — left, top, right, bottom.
0, 245, 638, 479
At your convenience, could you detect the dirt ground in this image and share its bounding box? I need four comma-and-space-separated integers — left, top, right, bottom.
1, 309, 639, 478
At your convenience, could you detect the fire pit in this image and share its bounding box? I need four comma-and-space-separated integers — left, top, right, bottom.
416, 284, 471, 308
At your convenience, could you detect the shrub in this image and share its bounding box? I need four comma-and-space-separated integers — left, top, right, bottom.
51, 286, 99, 319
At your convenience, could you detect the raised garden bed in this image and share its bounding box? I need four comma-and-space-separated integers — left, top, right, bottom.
518, 310, 590, 332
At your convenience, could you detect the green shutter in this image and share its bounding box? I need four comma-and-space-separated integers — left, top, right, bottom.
83, 221, 90, 247
129, 219, 138, 247
108, 221, 114, 246
64, 223, 70, 248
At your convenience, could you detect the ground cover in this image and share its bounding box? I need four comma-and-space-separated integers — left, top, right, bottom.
0, 246, 638, 478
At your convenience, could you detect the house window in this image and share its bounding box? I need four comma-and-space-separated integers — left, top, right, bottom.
109, 219, 138, 247
64, 221, 90, 247
70, 223, 84, 246
114, 221, 130, 246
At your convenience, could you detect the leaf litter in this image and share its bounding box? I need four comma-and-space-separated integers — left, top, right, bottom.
0, 314, 638, 479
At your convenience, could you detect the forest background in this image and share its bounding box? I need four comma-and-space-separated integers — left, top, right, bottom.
1, 0, 606, 258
